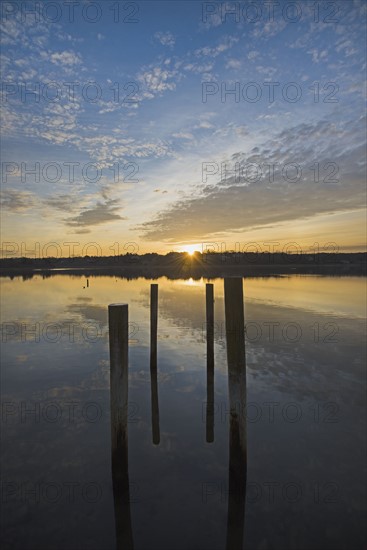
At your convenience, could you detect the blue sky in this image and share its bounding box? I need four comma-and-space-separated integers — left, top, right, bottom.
1, 0, 366, 256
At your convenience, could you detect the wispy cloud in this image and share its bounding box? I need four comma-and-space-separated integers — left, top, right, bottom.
49, 50, 82, 67
154, 31, 175, 47
0, 189, 36, 212
138, 117, 366, 242
194, 36, 238, 58
64, 199, 126, 228
138, 63, 179, 97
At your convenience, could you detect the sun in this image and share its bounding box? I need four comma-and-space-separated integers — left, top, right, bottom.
182, 244, 200, 256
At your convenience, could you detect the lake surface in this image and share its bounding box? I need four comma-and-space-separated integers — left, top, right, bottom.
1, 275, 366, 550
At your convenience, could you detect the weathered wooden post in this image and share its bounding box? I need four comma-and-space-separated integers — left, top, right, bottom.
150, 284, 160, 445
206, 283, 215, 443
108, 303, 134, 550
109, 303, 129, 460
224, 278, 247, 550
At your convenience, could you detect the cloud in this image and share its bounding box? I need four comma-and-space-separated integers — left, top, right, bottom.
73, 228, 92, 234
64, 199, 126, 228
193, 113, 216, 130
195, 36, 238, 58
194, 120, 214, 130
49, 50, 82, 66
172, 132, 194, 140
184, 62, 214, 74
307, 48, 328, 64
0, 189, 35, 212
138, 117, 366, 242
138, 64, 179, 96
154, 31, 175, 47
252, 18, 287, 38
225, 58, 242, 69
247, 50, 260, 61
255, 65, 277, 78
42, 195, 76, 212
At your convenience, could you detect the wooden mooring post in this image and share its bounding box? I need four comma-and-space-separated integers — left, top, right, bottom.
206, 283, 215, 443
224, 278, 247, 550
150, 284, 160, 445
108, 303, 134, 550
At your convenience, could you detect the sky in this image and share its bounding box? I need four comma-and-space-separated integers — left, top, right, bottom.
1, 0, 366, 258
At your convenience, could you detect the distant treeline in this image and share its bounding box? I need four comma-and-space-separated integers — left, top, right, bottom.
0, 252, 365, 278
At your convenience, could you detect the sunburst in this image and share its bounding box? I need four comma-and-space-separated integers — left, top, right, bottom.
182, 244, 200, 255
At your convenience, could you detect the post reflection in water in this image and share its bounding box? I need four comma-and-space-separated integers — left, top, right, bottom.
206, 283, 215, 443
108, 303, 134, 550
109, 281, 247, 549
150, 283, 161, 445
224, 278, 247, 550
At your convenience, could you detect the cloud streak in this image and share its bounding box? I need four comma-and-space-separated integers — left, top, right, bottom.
64, 199, 125, 228
139, 117, 366, 242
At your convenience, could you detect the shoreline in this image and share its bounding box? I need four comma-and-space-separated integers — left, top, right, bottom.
1, 262, 365, 279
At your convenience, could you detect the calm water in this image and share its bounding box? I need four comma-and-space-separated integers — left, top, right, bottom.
1, 275, 366, 550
